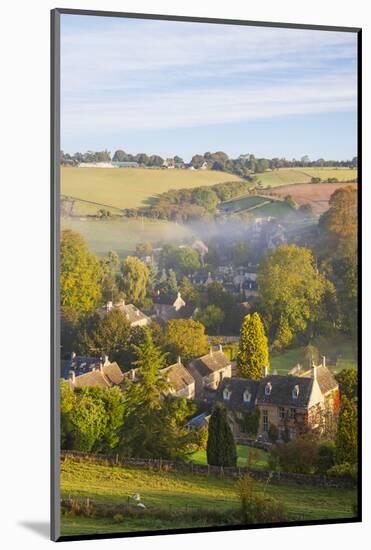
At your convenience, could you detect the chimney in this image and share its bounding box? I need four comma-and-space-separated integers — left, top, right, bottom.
177, 356, 181, 364
129, 369, 136, 380
71, 351, 76, 360
99, 361, 104, 373
103, 355, 110, 366
68, 370, 76, 384
321, 355, 326, 368
311, 362, 317, 380
209, 347, 213, 356
218, 344, 223, 352
262, 365, 268, 377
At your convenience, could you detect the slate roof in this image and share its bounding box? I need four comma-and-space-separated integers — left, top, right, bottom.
61, 356, 101, 379
189, 350, 230, 377
218, 378, 259, 411
153, 303, 196, 322
256, 375, 313, 408
160, 362, 195, 392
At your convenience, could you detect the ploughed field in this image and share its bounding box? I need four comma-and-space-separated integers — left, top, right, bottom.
61, 167, 243, 213
60, 457, 356, 536
264, 182, 357, 214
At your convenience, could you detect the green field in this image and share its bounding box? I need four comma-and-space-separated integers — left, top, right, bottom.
255, 168, 357, 188
220, 195, 270, 212
190, 445, 268, 469
61, 217, 195, 257
271, 336, 357, 375
60, 458, 356, 536
61, 167, 242, 212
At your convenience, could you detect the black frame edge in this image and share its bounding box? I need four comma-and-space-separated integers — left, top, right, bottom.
50, 8, 362, 542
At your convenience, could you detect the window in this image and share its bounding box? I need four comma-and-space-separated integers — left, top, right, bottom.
290, 408, 296, 419
263, 410, 268, 432
265, 382, 272, 396
243, 390, 251, 403
292, 384, 299, 399
279, 407, 285, 420
223, 388, 231, 401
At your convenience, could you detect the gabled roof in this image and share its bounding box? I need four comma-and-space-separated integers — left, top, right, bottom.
160, 362, 195, 392
298, 365, 338, 394
218, 377, 259, 411
189, 350, 230, 377
69, 362, 124, 389
123, 303, 150, 324
256, 375, 313, 408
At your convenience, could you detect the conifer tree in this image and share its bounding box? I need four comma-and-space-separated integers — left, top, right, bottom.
335, 396, 358, 465
237, 312, 269, 379
206, 405, 237, 467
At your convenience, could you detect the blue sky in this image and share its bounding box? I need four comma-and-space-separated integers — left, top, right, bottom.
61, 14, 357, 161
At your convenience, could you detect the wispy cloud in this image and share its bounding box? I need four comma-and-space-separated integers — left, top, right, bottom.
60, 15, 357, 150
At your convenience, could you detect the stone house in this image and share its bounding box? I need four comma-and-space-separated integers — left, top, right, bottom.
97, 299, 151, 327
153, 292, 196, 323
188, 346, 232, 399
216, 359, 338, 442
160, 358, 195, 399
66, 358, 124, 390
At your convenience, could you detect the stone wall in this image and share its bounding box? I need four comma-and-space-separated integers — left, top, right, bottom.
61, 450, 355, 489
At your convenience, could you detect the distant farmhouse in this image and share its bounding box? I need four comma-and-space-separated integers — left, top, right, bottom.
216, 359, 338, 442
188, 346, 232, 398
97, 299, 151, 327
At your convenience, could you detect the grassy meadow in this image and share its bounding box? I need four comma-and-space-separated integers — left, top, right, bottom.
270, 336, 357, 375
255, 167, 357, 188
190, 445, 269, 469
60, 457, 356, 536
61, 167, 242, 212
61, 217, 195, 257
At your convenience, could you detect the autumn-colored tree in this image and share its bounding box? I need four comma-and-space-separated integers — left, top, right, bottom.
237, 312, 269, 379
335, 368, 358, 402
60, 229, 102, 320
320, 185, 357, 241
164, 319, 208, 362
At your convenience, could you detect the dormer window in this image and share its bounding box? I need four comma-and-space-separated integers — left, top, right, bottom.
243, 390, 251, 403
292, 385, 300, 400
265, 382, 272, 396
223, 388, 231, 401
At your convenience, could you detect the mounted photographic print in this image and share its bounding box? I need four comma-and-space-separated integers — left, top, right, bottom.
51, 8, 361, 542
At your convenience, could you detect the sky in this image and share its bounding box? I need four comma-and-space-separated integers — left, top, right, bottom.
60, 14, 358, 161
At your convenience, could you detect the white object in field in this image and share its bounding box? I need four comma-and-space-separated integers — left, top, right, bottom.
131, 493, 141, 501
137, 502, 146, 509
